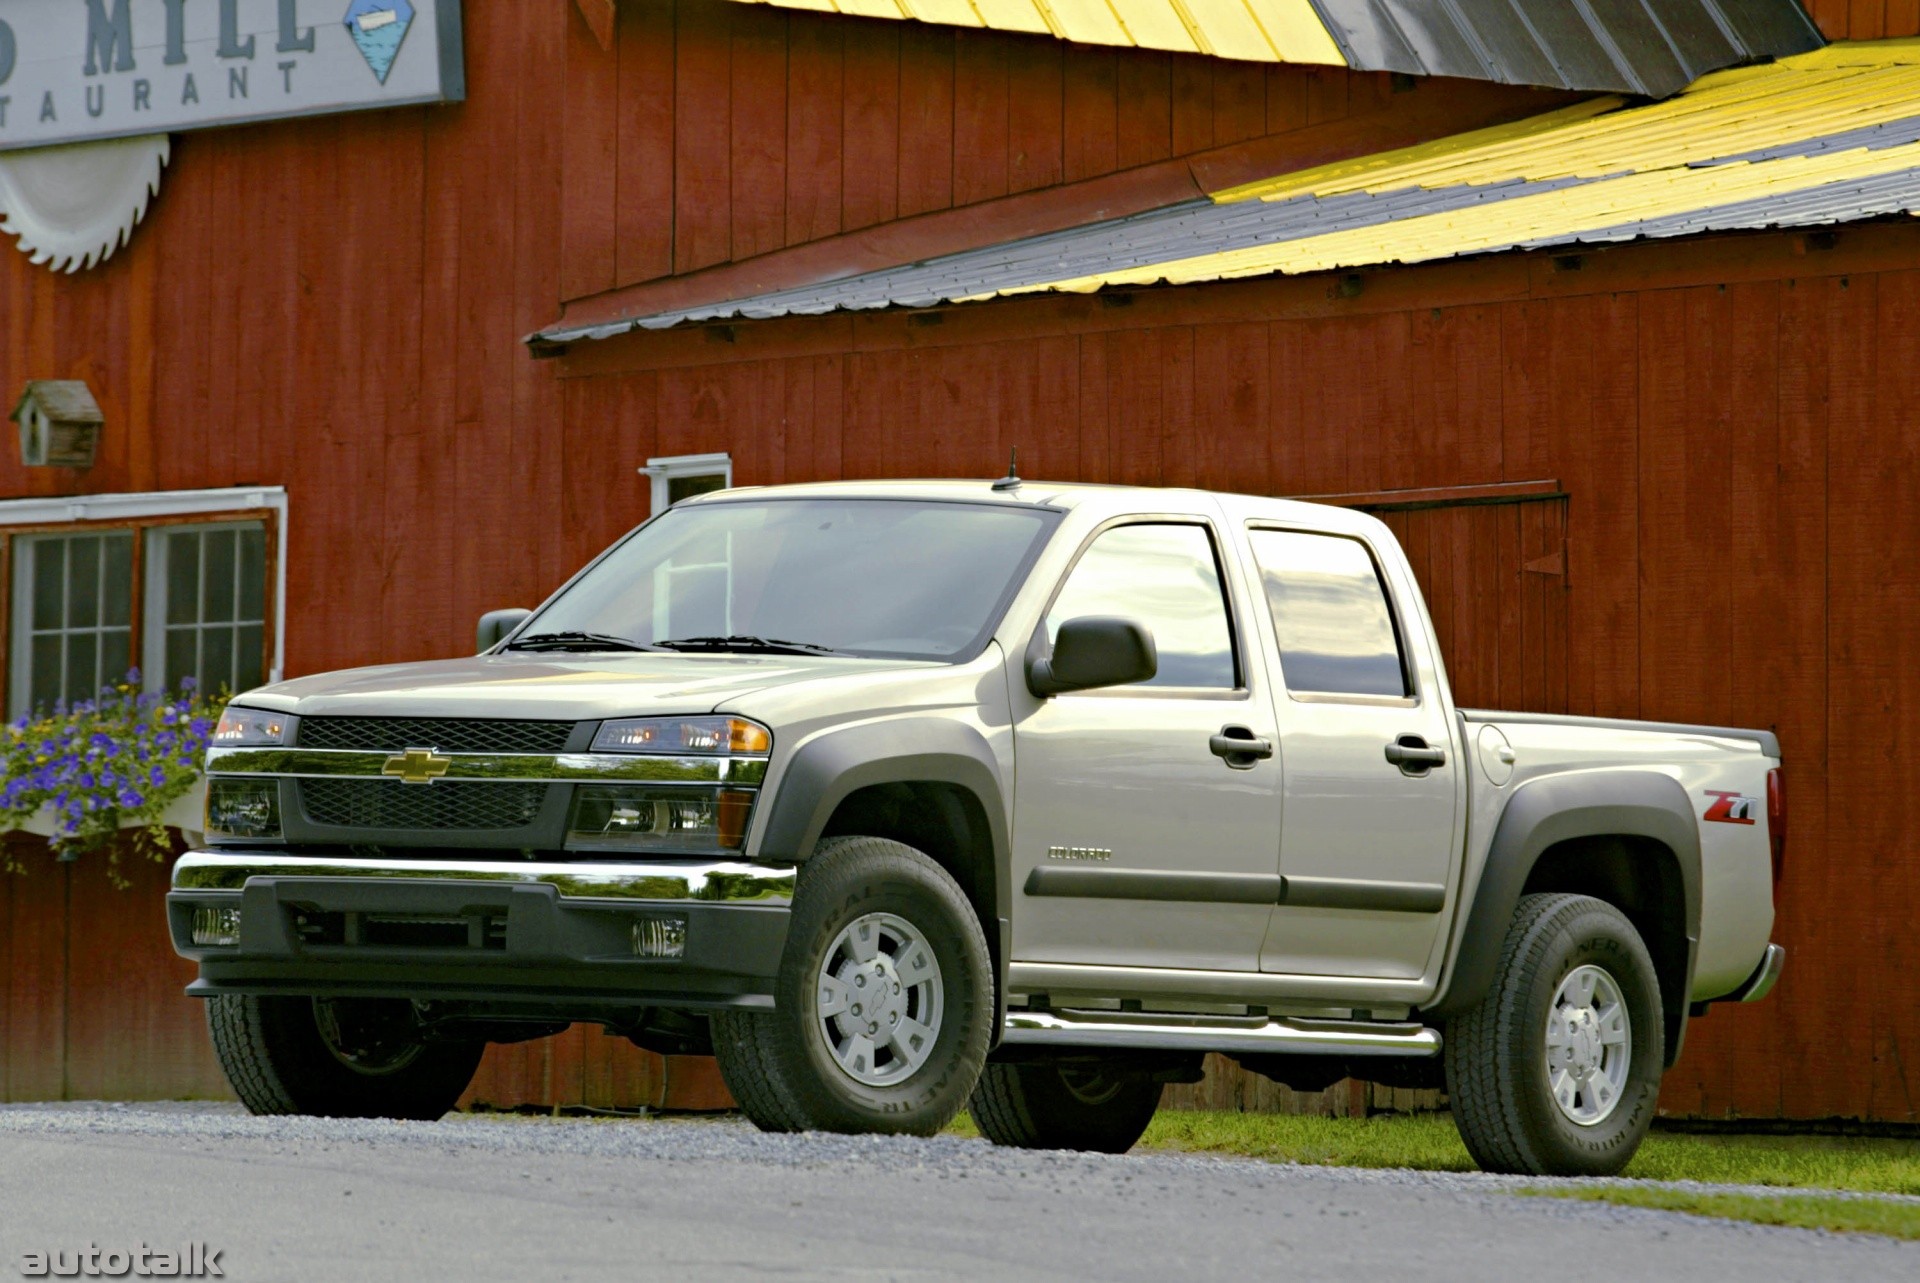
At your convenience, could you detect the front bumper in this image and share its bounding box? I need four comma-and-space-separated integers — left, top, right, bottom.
167, 850, 795, 1010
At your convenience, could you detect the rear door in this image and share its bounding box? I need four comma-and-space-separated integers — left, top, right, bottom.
1241, 525, 1460, 980
1009, 511, 1284, 974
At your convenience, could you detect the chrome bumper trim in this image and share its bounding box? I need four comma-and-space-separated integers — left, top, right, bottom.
1732, 943, 1785, 1003
171, 850, 795, 903
1001, 1008, 1441, 1057
204, 747, 768, 786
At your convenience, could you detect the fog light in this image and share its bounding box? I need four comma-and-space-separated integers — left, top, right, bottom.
191, 905, 242, 947
631, 914, 687, 960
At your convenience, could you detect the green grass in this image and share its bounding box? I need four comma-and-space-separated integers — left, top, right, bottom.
1517, 1185, 1920, 1240
1088, 1110, 1920, 1239
1126, 1111, 1920, 1197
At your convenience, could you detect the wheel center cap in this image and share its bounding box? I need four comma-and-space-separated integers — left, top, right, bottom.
1566, 1008, 1602, 1077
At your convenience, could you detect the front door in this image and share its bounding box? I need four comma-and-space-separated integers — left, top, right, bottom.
1245, 526, 1459, 981
1010, 516, 1283, 974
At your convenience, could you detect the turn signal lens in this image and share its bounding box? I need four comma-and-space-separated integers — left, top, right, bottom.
212, 706, 290, 746
592, 716, 771, 755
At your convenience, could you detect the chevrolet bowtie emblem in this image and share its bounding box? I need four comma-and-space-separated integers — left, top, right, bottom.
382, 746, 452, 785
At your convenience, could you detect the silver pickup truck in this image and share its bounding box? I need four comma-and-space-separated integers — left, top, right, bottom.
168, 480, 1784, 1176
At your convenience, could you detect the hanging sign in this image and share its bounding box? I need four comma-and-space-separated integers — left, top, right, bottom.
0, 1, 465, 152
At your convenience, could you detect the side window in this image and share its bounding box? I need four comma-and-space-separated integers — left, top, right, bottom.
8, 532, 135, 715
642, 452, 732, 514
1047, 523, 1237, 689
1248, 530, 1409, 698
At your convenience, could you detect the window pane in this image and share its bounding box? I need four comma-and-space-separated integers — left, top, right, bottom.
100, 630, 131, 692
238, 527, 266, 620
166, 627, 198, 692
1047, 524, 1236, 689
167, 531, 201, 625
235, 623, 264, 692
202, 626, 234, 695
1249, 531, 1408, 697
202, 529, 236, 623
65, 633, 97, 706
32, 538, 66, 629
68, 536, 100, 628
102, 534, 133, 627
30, 634, 62, 711
667, 473, 728, 506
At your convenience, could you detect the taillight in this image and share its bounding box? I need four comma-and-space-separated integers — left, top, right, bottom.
1766, 767, 1786, 885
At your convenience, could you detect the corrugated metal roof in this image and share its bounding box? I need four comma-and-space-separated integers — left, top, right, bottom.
712, 0, 1818, 92
1309, 0, 1820, 97
536, 39, 1920, 345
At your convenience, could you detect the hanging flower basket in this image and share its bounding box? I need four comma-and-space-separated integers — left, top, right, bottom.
2, 675, 225, 875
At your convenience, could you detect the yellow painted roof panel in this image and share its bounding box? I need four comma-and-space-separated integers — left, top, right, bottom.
720, 0, 1346, 64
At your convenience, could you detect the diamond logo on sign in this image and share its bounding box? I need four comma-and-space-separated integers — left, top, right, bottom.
343, 0, 417, 84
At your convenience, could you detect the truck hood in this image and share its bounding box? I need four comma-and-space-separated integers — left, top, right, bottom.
235, 652, 941, 722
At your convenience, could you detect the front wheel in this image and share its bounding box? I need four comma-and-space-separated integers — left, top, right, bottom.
208, 995, 484, 1120
1445, 893, 1664, 1176
970, 1060, 1162, 1154
711, 836, 993, 1136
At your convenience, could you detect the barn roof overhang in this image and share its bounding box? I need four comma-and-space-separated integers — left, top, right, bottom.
532, 38, 1920, 349
705, 0, 1820, 96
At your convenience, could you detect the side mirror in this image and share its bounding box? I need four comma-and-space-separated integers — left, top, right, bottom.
477, 608, 532, 653
1027, 616, 1157, 697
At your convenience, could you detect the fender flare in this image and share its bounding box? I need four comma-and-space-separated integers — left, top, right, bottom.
1427, 770, 1702, 1034
751, 718, 1014, 1037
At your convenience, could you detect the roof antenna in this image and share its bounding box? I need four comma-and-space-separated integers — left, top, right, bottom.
992, 446, 1023, 491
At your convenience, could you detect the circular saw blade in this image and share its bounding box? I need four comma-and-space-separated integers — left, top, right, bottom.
0, 134, 170, 273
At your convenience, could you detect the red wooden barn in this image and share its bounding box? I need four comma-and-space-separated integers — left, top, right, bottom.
2, 0, 1915, 1121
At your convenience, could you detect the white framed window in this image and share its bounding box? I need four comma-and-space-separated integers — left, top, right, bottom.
0, 488, 288, 717
639, 452, 732, 515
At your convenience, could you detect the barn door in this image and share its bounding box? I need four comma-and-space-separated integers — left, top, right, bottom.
1370, 497, 1569, 714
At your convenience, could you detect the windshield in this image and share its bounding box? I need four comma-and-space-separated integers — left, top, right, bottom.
524, 498, 1060, 660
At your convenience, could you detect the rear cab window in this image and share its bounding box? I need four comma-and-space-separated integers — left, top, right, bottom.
1245, 529, 1411, 699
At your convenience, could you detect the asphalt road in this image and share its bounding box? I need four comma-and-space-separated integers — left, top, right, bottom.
0, 1103, 1912, 1282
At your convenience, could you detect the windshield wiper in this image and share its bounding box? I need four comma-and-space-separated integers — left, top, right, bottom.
505, 631, 657, 653
653, 635, 840, 656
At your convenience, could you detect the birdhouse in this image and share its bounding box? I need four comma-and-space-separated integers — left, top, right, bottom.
12, 381, 104, 469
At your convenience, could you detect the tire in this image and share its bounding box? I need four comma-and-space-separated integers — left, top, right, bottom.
208, 995, 485, 1120
970, 1060, 1162, 1154
1444, 893, 1665, 1176
711, 835, 993, 1136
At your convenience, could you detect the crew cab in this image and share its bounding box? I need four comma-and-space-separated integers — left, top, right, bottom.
168, 480, 1784, 1175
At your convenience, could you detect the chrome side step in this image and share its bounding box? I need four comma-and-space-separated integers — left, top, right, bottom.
1001, 1008, 1441, 1057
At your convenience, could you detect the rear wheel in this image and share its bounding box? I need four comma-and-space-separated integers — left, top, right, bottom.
1445, 893, 1664, 1176
711, 835, 992, 1136
208, 995, 484, 1120
970, 1060, 1162, 1154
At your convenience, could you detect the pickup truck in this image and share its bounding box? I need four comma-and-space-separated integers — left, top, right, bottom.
167, 479, 1785, 1176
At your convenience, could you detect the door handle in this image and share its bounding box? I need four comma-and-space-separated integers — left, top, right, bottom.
1385, 735, 1447, 775
1210, 726, 1274, 769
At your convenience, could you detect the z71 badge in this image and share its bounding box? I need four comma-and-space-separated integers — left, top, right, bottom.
1704, 790, 1759, 824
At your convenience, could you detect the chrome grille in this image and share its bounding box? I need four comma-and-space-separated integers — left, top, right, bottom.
296, 717, 574, 754
300, 779, 546, 831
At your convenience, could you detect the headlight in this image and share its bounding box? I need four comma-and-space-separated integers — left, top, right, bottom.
592, 716, 770, 755
566, 784, 754, 853
205, 778, 282, 840
212, 705, 291, 746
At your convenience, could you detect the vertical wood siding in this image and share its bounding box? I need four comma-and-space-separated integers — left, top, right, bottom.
1802, 0, 1920, 38
555, 0, 1436, 302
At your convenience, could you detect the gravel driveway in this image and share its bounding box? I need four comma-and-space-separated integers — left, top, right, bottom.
1, 1103, 1911, 1282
